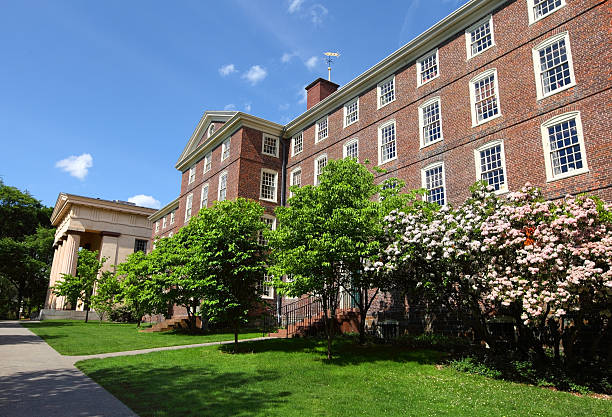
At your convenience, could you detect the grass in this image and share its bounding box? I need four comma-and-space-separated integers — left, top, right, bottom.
21, 320, 263, 355
76, 338, 611, 417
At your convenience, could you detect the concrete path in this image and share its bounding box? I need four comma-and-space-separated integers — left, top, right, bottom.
0, 321, 137, 417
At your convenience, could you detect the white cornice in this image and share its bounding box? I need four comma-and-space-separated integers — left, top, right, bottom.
283, 0, 508, 137
148, 197, 180, 221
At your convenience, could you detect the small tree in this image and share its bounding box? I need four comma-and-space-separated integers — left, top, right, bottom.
90, 271, 120, 323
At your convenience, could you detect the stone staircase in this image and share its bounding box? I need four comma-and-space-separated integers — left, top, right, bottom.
139, 315, 202, 333
268, 308, 360, 338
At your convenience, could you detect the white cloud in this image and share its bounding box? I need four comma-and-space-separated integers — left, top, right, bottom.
298, 85, 307, 104
218, 64, 237, 77
128, 194, 161, 209
309, 4, 328, 25
224, 103, 236, 110
288, 0, 305, 13
242, 65, 267, 86
279, 103, 290, 111
244, 102, 252, 112
281, 52, 296, 63
305, 56, 319, 70
55, 153, 93, 180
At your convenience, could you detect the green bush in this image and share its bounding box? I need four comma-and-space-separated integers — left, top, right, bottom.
449, 356, 502, 379
109, 305, 136, 323
397, 333, 471, 352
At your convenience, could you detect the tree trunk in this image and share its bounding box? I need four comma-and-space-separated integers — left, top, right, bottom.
16, 290, 23, 319
85, 307, 89, 323
234, 322, 239, 353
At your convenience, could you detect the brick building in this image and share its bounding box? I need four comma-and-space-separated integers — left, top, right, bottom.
150, 0, 611, 318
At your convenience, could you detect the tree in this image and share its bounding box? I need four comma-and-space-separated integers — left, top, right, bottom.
91, 271, 120, 322
269, 158, 407, 356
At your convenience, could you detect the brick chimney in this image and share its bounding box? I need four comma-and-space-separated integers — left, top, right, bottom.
305, 78, 339, 110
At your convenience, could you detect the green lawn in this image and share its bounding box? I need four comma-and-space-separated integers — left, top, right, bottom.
22, 320, 263, 355
76, 339, 611, 417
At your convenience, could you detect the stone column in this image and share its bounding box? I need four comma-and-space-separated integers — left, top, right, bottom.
44, 245, 61, 309
56, 233, 81, 310
99, 232, 120, 273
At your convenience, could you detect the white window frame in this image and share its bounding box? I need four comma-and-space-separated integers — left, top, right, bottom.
200, 183, 209, 209
259, 169, 278, 202
314, 154, 328, 186
417, 49, 439, 87
465, 15, 495, 60
259, 215, 276, 246
168, 232, 173, 238
204, 152, 212, 174
377, 120, 397, 166
469, 68, 502, 127
155, 221, 159, 233
258, 273, 275, 299
291, 132, 303, 156
377, 75, 396, 109
207, 124, 215, 138
474, 140, 509, 194
289, 167, 301, 197
540, 111, 589, 182
343, 97, 359, 128
532, 32, 576, 100
343, 138, 359, 160
188, 165, 196, 184
262, 134, 279, 157
527, 0, 566, 24
218, 171, 228, 201
162, 217, 167, 229
221, 138, 231, 161
315, 116, 328, 143
185, 193, 193, 222
418, 97, 443, 148
421, 162, 447, 206
170, 210, 175, 225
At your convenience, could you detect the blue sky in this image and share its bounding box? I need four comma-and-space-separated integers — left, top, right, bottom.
0, 0, 465, 209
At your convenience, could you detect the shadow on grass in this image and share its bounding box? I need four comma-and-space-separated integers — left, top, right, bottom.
79, 363, 286, 417
20, 320, 78, 328
0, 334, 63, 346
219, 337, 443, 366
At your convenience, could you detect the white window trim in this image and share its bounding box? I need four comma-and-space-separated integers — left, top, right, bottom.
421, 161, 447, 206
343, 97, 359, 128
343, 138, 359, 160
259, 168, 279, 202
527, 0, 566, 25
473, 139, 509, 195
469, 68, 502, 127
465, 15, 495, 60
417, 49, 439, 87
291, 132, 303, 156
207, 124, 215, 138
418, 96, 443, 149
185, 193, 193, 222
289, 167, 301, 197
200, 183, 209, 209
532, 32, 576, 101
204, 152, 212, 174
262, 134, 280, 158
315, 116, 328, 143
314, 154, 328, 186
377, 75, 396, 109
188, 165, 196, 184
170, 211, 175, 225
377, 120, 397, 166
162, 217, 167, 229
260, 271, 275, 300
155, 221, 159, 233
218, 171, 228, 201
540, 111, 589, 182
221, 138, 231, 161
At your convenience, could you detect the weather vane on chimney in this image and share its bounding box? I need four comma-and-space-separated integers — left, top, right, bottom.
324, 52, 340, 81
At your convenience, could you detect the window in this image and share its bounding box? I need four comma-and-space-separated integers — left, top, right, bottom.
470, 69, 501, 126
290, 167, 301, 197
259, 169, 278, 202
343, 139, 359, 160
528, 0, 565, 24
262, 134, 279, 157
162, 216, 167, 229
292, 132, 303, 156
474, 140, 508, 193
208, 124, 215, 138
188, 165, 196, 184
155, 221, 159, 233
314, 154, 327, 185
344, 98, 359, 127
257, 274, 274, 299
204, 152, 212, 173
259, 216, 276, 246
422, 162, 446, 206
218, 172, 228, 201
168, 232, 173, 237
541, 112, 588, 181
378, 121, 397, 165
417, 49, 439, 86
170, 210, 175, 225
466, 15, 495, 59
134, 239, 148, 253
221, 138, 231, 160
532, 32, 575, 100
200, 183, 209, 209
315, 116, 328, 142
185, 193, 193, 221
377, 75, 395, 108
419, 97, 443, 147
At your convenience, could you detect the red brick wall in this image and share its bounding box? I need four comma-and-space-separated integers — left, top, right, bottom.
288, 0, 611, 205
306, 78, 340, 110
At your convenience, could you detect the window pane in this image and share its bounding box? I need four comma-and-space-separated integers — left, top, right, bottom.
379, 78, 395, 106
293, 132, 303, 155
539, 38, 571, 95
422, 101, 441, 145
534, 0, 562, 19
474, 74, 499, 122
479, 144, 506, 191
425, 165, 445, 205
380, 123, 396, 162
470, 20, 493, 56
260, 171, 277, 200
420, 52, 438, 84
548, 118, 582, 176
